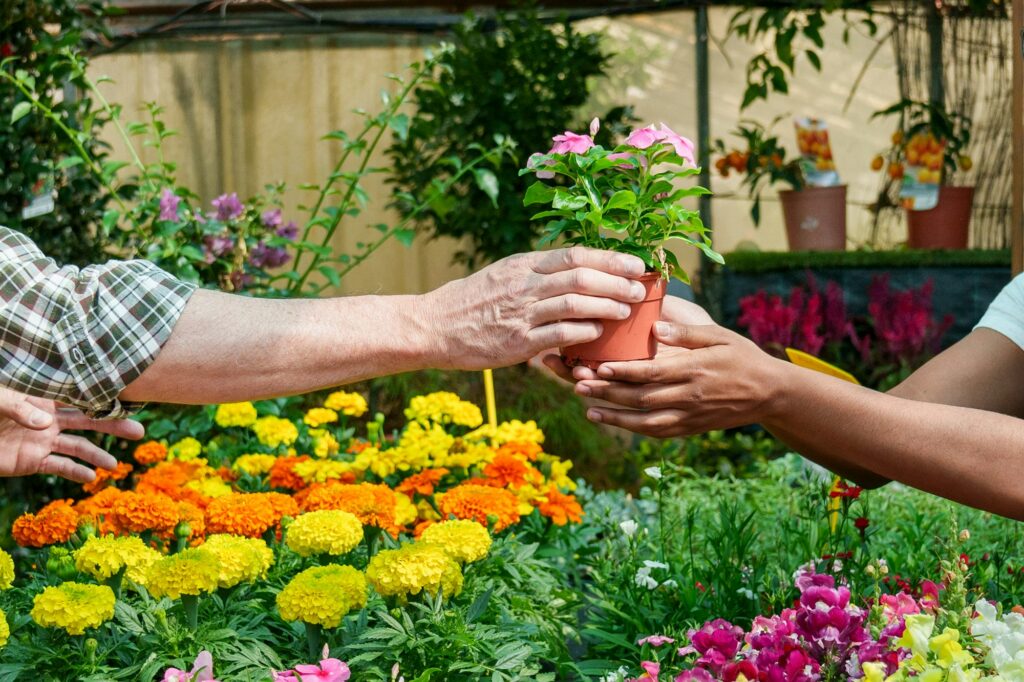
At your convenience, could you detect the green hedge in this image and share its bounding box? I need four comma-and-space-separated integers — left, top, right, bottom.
716, 249, 1011, 274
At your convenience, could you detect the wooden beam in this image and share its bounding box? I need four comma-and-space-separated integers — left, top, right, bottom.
1015, 0, 1024, 274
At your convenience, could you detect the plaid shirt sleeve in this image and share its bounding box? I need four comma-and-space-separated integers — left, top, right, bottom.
0, 227, 197, 418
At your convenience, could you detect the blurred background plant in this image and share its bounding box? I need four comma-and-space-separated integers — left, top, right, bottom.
870, 98, 973, 188
714, 119, 805, 225
388, 8, 634, 270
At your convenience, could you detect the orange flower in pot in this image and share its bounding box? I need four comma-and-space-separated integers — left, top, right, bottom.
870, 99, 974, 249
521, 118, 722, 369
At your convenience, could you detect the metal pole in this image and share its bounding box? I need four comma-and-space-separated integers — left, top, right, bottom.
696, 4, 712, 228
926, 3, 945, 107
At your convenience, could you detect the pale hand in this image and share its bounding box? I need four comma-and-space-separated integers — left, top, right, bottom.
0, 387, 144, 483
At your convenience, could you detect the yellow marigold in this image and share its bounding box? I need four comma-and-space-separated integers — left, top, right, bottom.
253, 416, 299, 449
286, 510, 363, 557
437, 484, 520, 532
366, 543, 463, 601
395, 421, 453, 470
200, 534, 274, 588
145, 548, 220, 599
419, 520, 492, 564
404, 392, 483, 428
546, 458, 577, 491
214, 401, 258, 428
436, 440, 494, 470
323, 391, 368, 417
0, 608, 8, 647
303, 408, 338, 428
469, 419, 545, 446
12, 500, 79, 548
299, 483, 397, 531
31, 582, 115, 635
232, 454, 278, 477
308, 428, 340, 458
168, 437, 203, 461
133, 441, 168, 465
293, 459, 355, 485
184, 474, 234, 500
277, 564, 367, 628
394, 494, 418, 529
82, 461, 133, 494
0, 549, 14, 589
205, 494, 276, 538
536, 486, 584, 526
74, 535, 160, 584
111, 491, 179, 534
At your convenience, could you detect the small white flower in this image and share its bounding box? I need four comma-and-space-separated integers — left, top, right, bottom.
662, 579, 679, 589
634, 566, 658, 590
737, 588, 755, 600
644, 466, 663, 480
619, 519, 639, 537
833, 559, 844, 573
643, 560, 670, 570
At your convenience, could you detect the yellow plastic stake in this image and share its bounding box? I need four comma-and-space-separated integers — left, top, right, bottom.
483, 369, 498, 429
784, 348, 860, 534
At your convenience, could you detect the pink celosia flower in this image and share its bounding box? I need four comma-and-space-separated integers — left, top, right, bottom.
638, 634, 676, 647
163, 651, 217, 682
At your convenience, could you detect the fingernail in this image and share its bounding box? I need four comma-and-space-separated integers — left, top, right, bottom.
630, 282, 646, 300
29, 411, 50, 427
655, 322, 670, 335
577, 384, 592, 396
618, 303, 631, 318
587, 409, 603, 423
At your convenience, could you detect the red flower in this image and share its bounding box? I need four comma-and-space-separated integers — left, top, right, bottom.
829, 481, 863, 499
854, 516, 870, 530
1, 43, 13, 58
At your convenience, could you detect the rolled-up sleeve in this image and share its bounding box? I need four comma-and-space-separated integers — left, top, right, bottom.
976, 274, 1024, 350
0, 228, 196, 418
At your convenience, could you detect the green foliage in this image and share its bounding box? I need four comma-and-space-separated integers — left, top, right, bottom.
521, 132, 720, 282
388, 10, 630, 269
711, 247, 1010, 273
0, 0, 112, 266
871, 98, 973, 184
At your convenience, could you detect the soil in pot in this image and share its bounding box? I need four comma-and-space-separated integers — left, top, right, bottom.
779, 185, 847, 251
561, 272, 667, 370
906, 186, 974, 250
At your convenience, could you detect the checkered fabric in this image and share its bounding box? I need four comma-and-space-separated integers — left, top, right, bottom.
0, 227, 196, 418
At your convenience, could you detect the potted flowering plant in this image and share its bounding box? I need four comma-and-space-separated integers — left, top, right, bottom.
871, 99, 973, 249
521, 119, 721, 368
716, 119, 847, 252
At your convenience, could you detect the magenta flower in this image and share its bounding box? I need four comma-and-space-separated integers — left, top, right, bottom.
202, 234, 235, 263
261, 207, 283, 229
277, 221, 300, 241
293, 658, 350, 682
159, 189, 181, 222
880, 592, 921, 624
163, 651, 217, 682
549, 129, 595, 155
211, 192, 245, 221
249, 241, 291, 269
638, 634, 676, 648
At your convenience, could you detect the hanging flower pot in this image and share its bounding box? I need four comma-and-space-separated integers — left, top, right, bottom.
905, 186, 974, 250
560, 272, 667, 370
779, 185, 847, 252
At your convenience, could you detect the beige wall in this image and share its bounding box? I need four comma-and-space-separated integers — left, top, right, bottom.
91, 9, 899, 294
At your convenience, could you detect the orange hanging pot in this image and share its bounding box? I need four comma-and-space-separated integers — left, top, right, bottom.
561, 271, 667, 370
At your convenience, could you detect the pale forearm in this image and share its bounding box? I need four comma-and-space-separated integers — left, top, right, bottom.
765, 363, 1024, 519
121, 289, 437, 405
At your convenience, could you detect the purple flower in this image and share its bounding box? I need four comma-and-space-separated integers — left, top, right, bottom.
277, 221, 299, 241
159, 189, 181, 222
203, 235, 235, 262
249, 241, 291, 269
261, 208, 283, 230
211, 193, 245, 221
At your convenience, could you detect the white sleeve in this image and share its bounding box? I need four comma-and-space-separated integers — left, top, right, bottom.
975, 274, 1024, 350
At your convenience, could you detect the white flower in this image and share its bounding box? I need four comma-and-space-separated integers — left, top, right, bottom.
619, 519, 639, 537
644, 466, 662, 480
972, 599, 1024, 676
634, 566, 658, 590
643, 560, 670, 570
738, 588, 755, 600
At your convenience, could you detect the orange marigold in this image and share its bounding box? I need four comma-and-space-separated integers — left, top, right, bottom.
483, 453, 541, 489
437, 484, 520, 532
111, 492, 180, 534
299, 483, 396, 530
133, 441, 168, 465
413, 519, 436, 538
268, 455, 310, 491
347, 439, 372, 455
260, 492, 299, 525
168, 501, 206, 543
136, 460, 211, 507
82, 461, 133, 495
205, 493, 276, 538
395, 468, 449, 499
12, 500, 80, 548
74, 488, 124, 535
497, 441, 542, 462
536, 486, 584, 526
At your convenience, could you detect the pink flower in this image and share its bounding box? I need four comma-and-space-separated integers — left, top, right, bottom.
589, 117, 600, 137
159, 189, 181, 222
880, 592, 920, 623
638, 634, 676, 648
211, 192, 245, 221
625, 123, 697, 167
625, 126, 664, 150
293, 659, 351, 682
163, 651, 217, 682
549, 130, 594, 155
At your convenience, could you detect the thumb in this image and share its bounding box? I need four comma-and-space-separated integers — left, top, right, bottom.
653, 322, 732, 349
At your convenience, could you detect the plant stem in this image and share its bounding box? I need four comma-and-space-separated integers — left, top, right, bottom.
182, 594, 200, 631
304, 622, 323, 661
106, 566, 126, 600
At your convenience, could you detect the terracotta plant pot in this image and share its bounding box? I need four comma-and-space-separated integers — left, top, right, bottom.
778, 185, 847, 252
561, 272, 667, 370
906, 186, 974, 250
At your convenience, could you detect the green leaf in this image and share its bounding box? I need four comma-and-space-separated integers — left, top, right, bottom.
10, 102, 31, 124
552, 190, 588, 211
466, 587, 492, 623
394, 228, 416, 247
806, 50, 822, 72
388, 113, 410, 141
523, 182, 556, 206
604, 190, 636, 212
101, 209, 120, 234
473, 168, 500, 207
56, 156, 85, 170
318, 265, 341, 287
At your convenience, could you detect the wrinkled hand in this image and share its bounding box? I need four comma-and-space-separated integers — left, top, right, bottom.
0, 387, 144, 483
538, 295, 715, 382
573, 323, 784, 438
426, 246, 650, 370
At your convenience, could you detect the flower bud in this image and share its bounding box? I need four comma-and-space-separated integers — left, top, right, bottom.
959, 529, 971, 542
174, 521, 192, 540
865, 564, 876, 576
